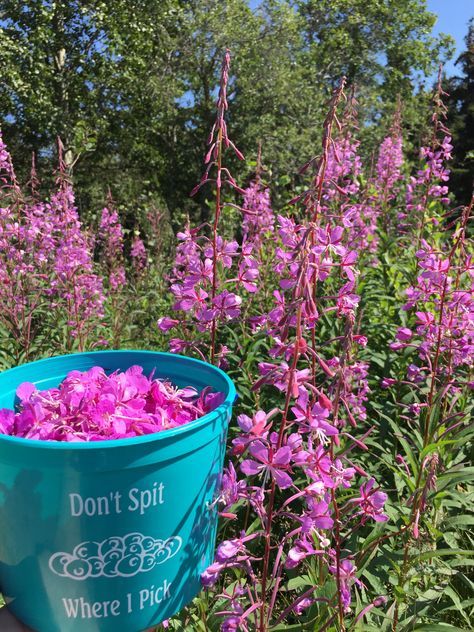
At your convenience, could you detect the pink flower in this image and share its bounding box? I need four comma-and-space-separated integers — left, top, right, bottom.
256, 362, 310, 397
291, 391, 338, 440
304, 498, 334, 530
351, 478, 388, 523
241, 440, 293, 489
204, 237, 239, 268
285, 537, 323, 569
0, 409, 15, 434
216, 539, 246, 563
157, 316, 179, 332
212, 291, 242, 321
201, 562, 225, 587
329, 558, 363, 612
130, 236, 147, 271
220, 462, 246, 509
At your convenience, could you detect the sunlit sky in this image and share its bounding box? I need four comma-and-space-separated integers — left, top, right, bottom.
427, 0, 472, 75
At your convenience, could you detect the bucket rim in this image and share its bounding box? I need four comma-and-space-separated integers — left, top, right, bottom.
0, 350, 236, 450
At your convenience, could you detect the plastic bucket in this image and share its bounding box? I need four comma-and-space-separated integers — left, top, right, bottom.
0, 350, 236, 632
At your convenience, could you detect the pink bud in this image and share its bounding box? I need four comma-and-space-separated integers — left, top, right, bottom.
318, 392, 332, 411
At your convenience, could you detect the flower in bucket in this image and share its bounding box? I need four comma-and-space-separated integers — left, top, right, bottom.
0, 365, 224, 442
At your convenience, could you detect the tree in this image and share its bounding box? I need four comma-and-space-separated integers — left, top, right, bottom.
0, 1, 112, 169
0, 0, 455, 227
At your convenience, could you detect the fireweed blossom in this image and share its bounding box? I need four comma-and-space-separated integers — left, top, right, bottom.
319, 99, 383, 256
329, 557, 364, 612
131, 235, 148, 273
391, 106, 473, 374
390, 211, 474, 393
49, 174, 105, 344
350, 478, 389, 524
404, 69, 452, 237
375, 134, 404, 196
372, 105, 404, 222
0, 366, 224, 441
240, 441, 293, 490
98, 203, 126, 291
242, 180, 275, 250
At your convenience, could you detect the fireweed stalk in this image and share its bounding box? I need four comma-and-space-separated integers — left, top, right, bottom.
98, 191, 127, 347
50, 140, 105, 350
130, 232, 148, 275
372, 106, 404, 234
257, 79, 352, 631
406, 66, 452, 244
194, 78, 389, 632
236, 148, 275, 318
0, 129, 35, 361
205, 49, 245, 363
388, 198, 473, 630
160, 50, 246, 364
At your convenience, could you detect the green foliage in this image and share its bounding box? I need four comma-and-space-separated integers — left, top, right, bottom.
0, 0, 455, 227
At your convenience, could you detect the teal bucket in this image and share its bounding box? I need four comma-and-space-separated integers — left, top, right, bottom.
0, 351, 236, 632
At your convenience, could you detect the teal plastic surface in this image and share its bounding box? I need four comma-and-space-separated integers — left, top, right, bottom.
0, 351, 236, 632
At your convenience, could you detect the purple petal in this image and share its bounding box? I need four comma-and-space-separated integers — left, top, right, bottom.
272, 468, 293, 489
240, 459, 263, 476
249, 440, 268, 463
273, 445, 292, 466
313, 516, 334, 529
16, 382, 36, 403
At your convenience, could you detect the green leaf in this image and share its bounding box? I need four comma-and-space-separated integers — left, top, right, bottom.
286, 575, 313, 590
411, 626, 471, 631
444, 515, 474, 528
272, 624, 306, 631
410, 549, 473, 564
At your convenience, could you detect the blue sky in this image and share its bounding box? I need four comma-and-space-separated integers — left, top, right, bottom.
427, 0, 472, 75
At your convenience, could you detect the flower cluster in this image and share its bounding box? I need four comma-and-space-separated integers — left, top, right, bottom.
318, 105, 381, 255
48, 178, 105, 340
406, 135, 452, 213
404, 71, 452, 235
392, 228, 474, 380
0, 365, 223, 441
0, 132, 153, 358
0, 135, 106, 355
324, 134, 362, 200
242, 181, 274, 249
131, 235, 147, 273
375, 134, 404, 195
98, 202, 126, 290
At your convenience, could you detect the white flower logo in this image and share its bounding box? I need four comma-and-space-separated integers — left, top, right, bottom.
48, 533, 182, 580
